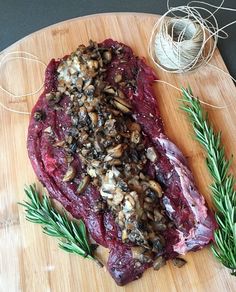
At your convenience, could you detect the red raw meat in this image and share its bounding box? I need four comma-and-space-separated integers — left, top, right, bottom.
27, 39, 216, 285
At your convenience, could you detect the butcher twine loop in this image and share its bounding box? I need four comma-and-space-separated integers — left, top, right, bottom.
149, 0, 236, 109
0, 51, 46, 115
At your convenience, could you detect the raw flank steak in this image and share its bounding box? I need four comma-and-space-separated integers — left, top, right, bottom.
27, 39, 217, 285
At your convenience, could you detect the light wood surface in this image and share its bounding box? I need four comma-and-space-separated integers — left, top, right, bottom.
0, 13, 235, 292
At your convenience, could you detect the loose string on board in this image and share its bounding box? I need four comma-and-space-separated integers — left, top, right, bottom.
0, 51, 47, 115
154, 80, 231, 109
149, 0, 236, 109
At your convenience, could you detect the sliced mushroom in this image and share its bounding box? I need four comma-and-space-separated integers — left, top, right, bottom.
118, 210, 125, 219
153, 256, 166, 270
91, 160, 100, 168
147, 211, 154, 221
128, 122, 141, 132
146, 147, 158, 162
123, 200, 133, 212
77, 176, 90, 194
117, 89, 125, 99
76, 77, 83, 90
103, 50, 112, 62
44, 126, 53, 134
104, 119, 117, 137
125, 194, 136, 207
103, 86, 116, 95
114, 73, 122, 83
128, 178, 143, 193
68, 67, 77, 75
104, 154, 113, 162
112, 190, 124, 205
122, 229, 128, 241
34, 110, 45, 121
172, 258, 187, 268
87, 166, 97, 177
131, 130, 141, 144
114, 96, 131, 108
81, 148, 90, 156
79, 131, 89, 143
66, 135, 73, 144
143, 200, 153, 211
94, 136, 104, 153
57, 85, 66, 93
134, 261, 142, 268
106, 199, 114, 206
100, 188, 114, 199
153, 222, 167, 231
108, 159, 122, 166
87, 60, 99, 70
131, 246, 145, 259
63, 165, 76, 182
113, 100, 131, 113
141, 213, 147, 221
93, 199, 106, 213
107, 144, 125, 158
88, 112, 98, 126
66, 155, 74, 164
83, 78, 93, 88
79, 105, 88, 115
117, 180, 129, 192
148, 180, 163, 197
154, 209, 164, 222
84, 84, 95, 96
45, 92, 55, 101
53, 140, 65, 147
152, 237, 164, 253
46, 92, 62, 104
144, 196, 154, 203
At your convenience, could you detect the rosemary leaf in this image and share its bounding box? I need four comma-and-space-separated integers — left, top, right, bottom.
19, 184, 103, 267
181, 87, 236, 276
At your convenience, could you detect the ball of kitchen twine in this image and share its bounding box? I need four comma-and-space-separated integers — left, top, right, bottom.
149, 5, 218, 73
154, 18, 205, 72
148, 1, 236, 109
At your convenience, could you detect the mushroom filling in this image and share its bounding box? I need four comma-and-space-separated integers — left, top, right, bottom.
52, 41, 170, 260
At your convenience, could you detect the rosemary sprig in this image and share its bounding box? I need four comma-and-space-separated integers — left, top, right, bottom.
19, 184, 103, 267
180, 87, 236, 276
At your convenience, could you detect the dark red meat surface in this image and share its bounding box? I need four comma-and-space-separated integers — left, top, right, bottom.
27, 39, 217, 286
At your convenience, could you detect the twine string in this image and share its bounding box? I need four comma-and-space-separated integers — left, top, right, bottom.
0, 51, 47, 115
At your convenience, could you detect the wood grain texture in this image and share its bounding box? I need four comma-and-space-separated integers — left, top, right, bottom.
0, 13, 235, 292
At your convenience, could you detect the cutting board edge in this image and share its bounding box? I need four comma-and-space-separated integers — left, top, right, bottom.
0, 12, 159, 54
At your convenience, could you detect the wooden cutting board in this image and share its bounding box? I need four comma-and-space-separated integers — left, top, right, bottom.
0, 13, 235, 292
